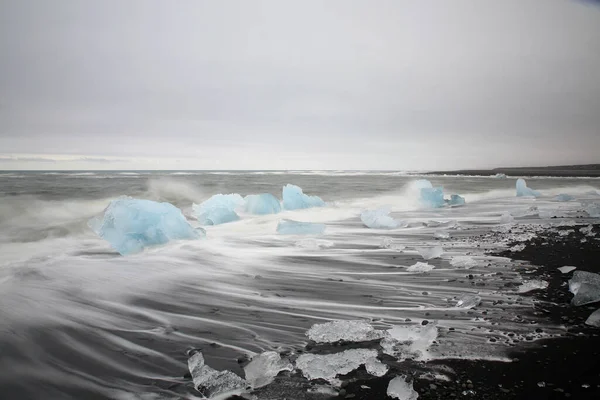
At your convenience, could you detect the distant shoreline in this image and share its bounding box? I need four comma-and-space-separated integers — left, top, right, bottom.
426, 164, 600, 177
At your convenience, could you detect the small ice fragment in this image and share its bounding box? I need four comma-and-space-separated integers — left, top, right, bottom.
554, 194, 574, 202
193, 194, 244, 225
568, 271, 600, 295
296, 349, 378, 382
387, 376, 419, 400
585, 309, 600, 327
381, 324, 438, 361
558, 229, 574, 237
295, 238, 334, 249
455, 294, 481, 309
580, 225, 594, 236
276, 220, 326, 235
572, 283, 600, 306
493, 173, 507, 178
516, 178, 541, 197
510, 244, 526, 252
361, 207, 399, 229
446, 194, 466, 206
420, 187, 445, 208
282, 184, 325, 210
244, 193, 282, 215
537, 382, 546, 388
434, 231, 449, 239
407, 262, 434, 273
585, 203, 600, 218
518, 280, 548, 293
89, 197, 204, 255
188, 352, 247, 397
381, 237, 405, 251
557, 266, 576, 274
306, 320, 388, 343
365, 357, 389, 377
416, 246, 443, 260
500, 213, 514, 224
449, 256, 478, 269
243, 351, 293, 388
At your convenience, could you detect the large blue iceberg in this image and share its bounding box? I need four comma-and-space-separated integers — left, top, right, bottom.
420, 187, 445, 208
244, 193, 282, 215
360, 208, 399, 229
516, 178, 540, 197
193, 194, 244, 225
276, 219, 326, 235
282, 184, 326, 210
89, 197, 204, 255
446, 194, 466, 206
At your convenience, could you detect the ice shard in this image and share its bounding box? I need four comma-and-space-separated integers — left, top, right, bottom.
306, 320, 388, 343
406, 262, 434, 273
361, 207, 399, 229
387, 376, 419, 400
296, 348, 378, 382
420, 187, 445, 208
244, 351, 293, 389
88, 197, 204, 255
282, 184, 325, 210
187, 352, 247, 397
455, 294, 481, 309
193, 194, 244, 225
516, 178, 541, 197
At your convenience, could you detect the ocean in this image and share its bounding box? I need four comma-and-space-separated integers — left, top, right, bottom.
0, 171, 599, 399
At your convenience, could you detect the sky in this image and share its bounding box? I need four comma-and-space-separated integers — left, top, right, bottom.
0, 0, 599, 171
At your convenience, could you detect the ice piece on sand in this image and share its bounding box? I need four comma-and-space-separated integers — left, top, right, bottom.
407, 262, 434, 273
276, 220, 326, 235
296, 348, 377, 382
381, 324, 438, 361
516, 178, 541, 197
493, 173, 507, 179
420, 187, 445, 208
282, 184, 325, 210
518, 280, 548, 293
387, 376, 419, 400
244, 351, 293, 388
88, 197, 203, 255
580, 225, 594, 236
500, 213, 514, 224
585, 309, 600, 327
244, 193, 282, 215
558, 266, 576, 274
585, 203, 600, 218
188, 352, 247, 397
434, 231, 450, 239
381, 237, 406, 251
416, 246, 443, 260
568, 271, 600, 295
365, 357, 389, 377
361, 208, 399, 229
193, 194, 244, 225
446, 194, 466, 206
295, 238, 334, 249
449, 256, 477, 269
307, 320, 388, 343
569, 271, 600, 305
455, 294, 481, 309
554, 194, 574, 202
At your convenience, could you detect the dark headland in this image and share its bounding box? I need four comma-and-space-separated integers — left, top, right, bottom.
426, 164, 600, 177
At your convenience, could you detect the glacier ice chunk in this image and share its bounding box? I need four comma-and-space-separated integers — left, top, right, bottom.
585, 309, 600, 327
381, 237, 406, 251
558, 266, 576, 274
381, 324, 438, 361
420, 187, 445, 208
244, 193, 282, 215
243, 351, 293, 389
500, 212, 514, 224
406, 262, 434, 273
449, 256, 477, 269
306, 320, 388, 343
387, 376, 419, 400
296, 348, 378, 382
518, 280, 548, 293
416, 246, 443, 260
493, 173, 507, 179
554, 194, 574, 202
188, 352, 247, 397
569, 271, 600, 294
446, 194, 466, 206
88, 197, 204, 255
193, 194, 244, 225
276, 220, 326, 235
585, 203, 600, 218
455, 294, 481, 309
569, 271, 600, 305
361, 207, 399, 229
365, 357, 389, 377
516, 178, 541, 197
282, 184, 325, 210
434, 231, 450, 239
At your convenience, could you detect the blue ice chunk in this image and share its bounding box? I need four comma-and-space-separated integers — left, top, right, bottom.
282, 184, 326, 210
360, 208, 398, 229
420, 187, 445, 208
446, 194, 466, 206
244, 194, 282, 215
554, 194, 574, 202
89, 197, 203, 255
516, 178, 540, 197
276, 219, 326, 235
193, 194, 244, 225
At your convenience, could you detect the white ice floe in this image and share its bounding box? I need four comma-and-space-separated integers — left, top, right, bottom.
364, 357, 389, 377
244, 351, 293, 388
569, 271, 600, 306
557, 266, 576, 274
517, 280, 549, 293
406, 262, 435, 273
387, 376, 419, 400
381, 323, 438, 361
296, 348, 378, 382
306, 320, 388, 343
450, 256, 478, 269
416, 246, 443, 260
455, 294, 482, 309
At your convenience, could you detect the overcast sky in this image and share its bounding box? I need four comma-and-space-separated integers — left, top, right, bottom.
0, 0, 599, 170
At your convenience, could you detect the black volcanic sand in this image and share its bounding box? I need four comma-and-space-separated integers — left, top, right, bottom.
225, 224, 600, 400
